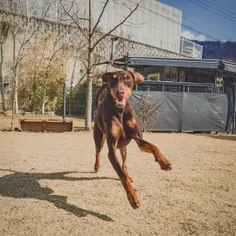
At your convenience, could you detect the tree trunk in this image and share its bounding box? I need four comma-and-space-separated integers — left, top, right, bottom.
85, 51, 93, 130
10, 74, 16, 130
0, 42, 6, 113
15, 72, 19, 114
42, 98, 45, 114
85, 0, 93, 130
68, 87, 72, 116
69, 59, 77, 116
12, 35, 19, 115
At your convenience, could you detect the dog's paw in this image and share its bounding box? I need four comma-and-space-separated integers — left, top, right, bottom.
125, 180, 140, 209
127, 194, 140, 209
155, 154, 172, 171
131, 200, 140, 209
160, 161, 172, 171
94, 165, 100, 173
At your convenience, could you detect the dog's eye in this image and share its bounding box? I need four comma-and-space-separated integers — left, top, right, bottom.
124, 77, 132, 82
110, 79, 118, 87
125, 76, 132, 81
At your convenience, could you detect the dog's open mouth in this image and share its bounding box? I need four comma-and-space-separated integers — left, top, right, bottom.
114, 98, 126, 108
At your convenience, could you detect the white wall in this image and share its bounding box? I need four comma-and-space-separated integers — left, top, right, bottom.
24, 0, 182, 54
90, 0, 182, 53
0, 0, 182, 53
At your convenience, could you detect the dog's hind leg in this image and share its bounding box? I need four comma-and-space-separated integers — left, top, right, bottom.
120, 148, 133, 182
93, 122, 105, 172
133, 137, 172, 170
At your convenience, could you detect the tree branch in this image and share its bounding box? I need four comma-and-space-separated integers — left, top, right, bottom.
91, 3, 139, 51
91, 0, 109, 36
59, 0, 89, 40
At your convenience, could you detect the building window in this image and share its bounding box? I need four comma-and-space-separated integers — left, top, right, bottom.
147, 73, 160, 81
137, 67, 161, 81
163, 67, 178, 82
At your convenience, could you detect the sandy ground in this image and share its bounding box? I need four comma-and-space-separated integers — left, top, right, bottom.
0, 132, 235, 236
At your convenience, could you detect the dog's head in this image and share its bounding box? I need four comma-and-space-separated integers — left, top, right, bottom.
101, 71, 144, 108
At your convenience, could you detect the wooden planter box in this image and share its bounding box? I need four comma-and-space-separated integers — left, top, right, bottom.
19, 119, 73, 132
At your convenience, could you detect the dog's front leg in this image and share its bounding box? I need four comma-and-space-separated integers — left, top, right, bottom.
120, 148, 133, 182
107, 137, 140, 209
134, 137, 172, 170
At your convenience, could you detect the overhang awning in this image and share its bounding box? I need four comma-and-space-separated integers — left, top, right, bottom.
221, 60, 236, 74
113, 57, 236, 75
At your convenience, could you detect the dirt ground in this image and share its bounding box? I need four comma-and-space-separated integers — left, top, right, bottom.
0, 132, 235, 236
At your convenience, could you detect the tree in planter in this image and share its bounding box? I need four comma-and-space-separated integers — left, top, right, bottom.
0, 22, 10, 114
59, 0, 139, 130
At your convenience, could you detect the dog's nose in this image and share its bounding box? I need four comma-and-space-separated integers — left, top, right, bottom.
116, 91, 124, 97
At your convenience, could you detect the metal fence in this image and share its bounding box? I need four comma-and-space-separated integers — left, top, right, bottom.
65, 87, 100, 119
135, 81, 214, 93
1, 81, 229, 132
130, 91, 229, 132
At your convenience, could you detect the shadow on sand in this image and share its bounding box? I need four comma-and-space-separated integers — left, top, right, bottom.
203, 134, 236, 142
0, 169, 118, 222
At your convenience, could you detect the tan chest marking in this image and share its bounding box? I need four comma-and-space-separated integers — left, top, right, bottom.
110, 122, 122, 137
126, 117, 137, 128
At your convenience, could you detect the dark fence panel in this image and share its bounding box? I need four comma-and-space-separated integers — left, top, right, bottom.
130, 92, 183, 132
182, 93, 228, 132
130, 91, 228, 132
66, 82, 214, 122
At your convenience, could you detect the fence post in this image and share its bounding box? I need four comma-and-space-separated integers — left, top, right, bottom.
233, 82, 236, 134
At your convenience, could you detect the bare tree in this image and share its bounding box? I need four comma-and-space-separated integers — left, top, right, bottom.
37, 24, 82, 114
1, 1, 53, 129
59, 0, 139, 130
0, 22, 10, 114
134, 94, 163, 132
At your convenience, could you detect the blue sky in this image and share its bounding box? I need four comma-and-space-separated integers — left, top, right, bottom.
158, 0, 236, 41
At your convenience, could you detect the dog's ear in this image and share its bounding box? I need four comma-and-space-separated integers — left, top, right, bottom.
101, 72, 113, 83
129, 72, 144, 84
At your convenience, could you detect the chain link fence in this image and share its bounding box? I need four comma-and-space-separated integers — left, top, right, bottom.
0, 87, 101, 131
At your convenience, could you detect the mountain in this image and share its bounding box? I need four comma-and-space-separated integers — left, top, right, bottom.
194, 41, 236, 61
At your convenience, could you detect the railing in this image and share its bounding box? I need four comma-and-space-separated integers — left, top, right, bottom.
180, 37, 203, 59
135, 81, 214, 93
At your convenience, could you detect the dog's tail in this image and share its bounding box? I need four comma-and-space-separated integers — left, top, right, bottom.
96, 83, 108, 107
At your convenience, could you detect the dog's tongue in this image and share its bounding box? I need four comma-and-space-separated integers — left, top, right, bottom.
116, 98, 126, 107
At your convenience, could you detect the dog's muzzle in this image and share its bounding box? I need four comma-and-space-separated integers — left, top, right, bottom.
114, 97, 126, 108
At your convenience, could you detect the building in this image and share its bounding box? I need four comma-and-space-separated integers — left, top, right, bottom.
113, 56, 236, 133
0, 0, 205, 130
0, 0, 202, 58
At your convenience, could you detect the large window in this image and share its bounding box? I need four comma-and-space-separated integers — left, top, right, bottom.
163, 67, 178, 82
137, 67, 161, 81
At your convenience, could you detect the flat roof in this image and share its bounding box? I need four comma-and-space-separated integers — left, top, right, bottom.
113, 57, 236, 75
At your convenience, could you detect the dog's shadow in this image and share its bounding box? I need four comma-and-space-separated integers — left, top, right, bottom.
0, 169, 118, 222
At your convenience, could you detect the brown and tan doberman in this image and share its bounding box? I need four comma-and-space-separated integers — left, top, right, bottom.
93, 70, 171, 209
